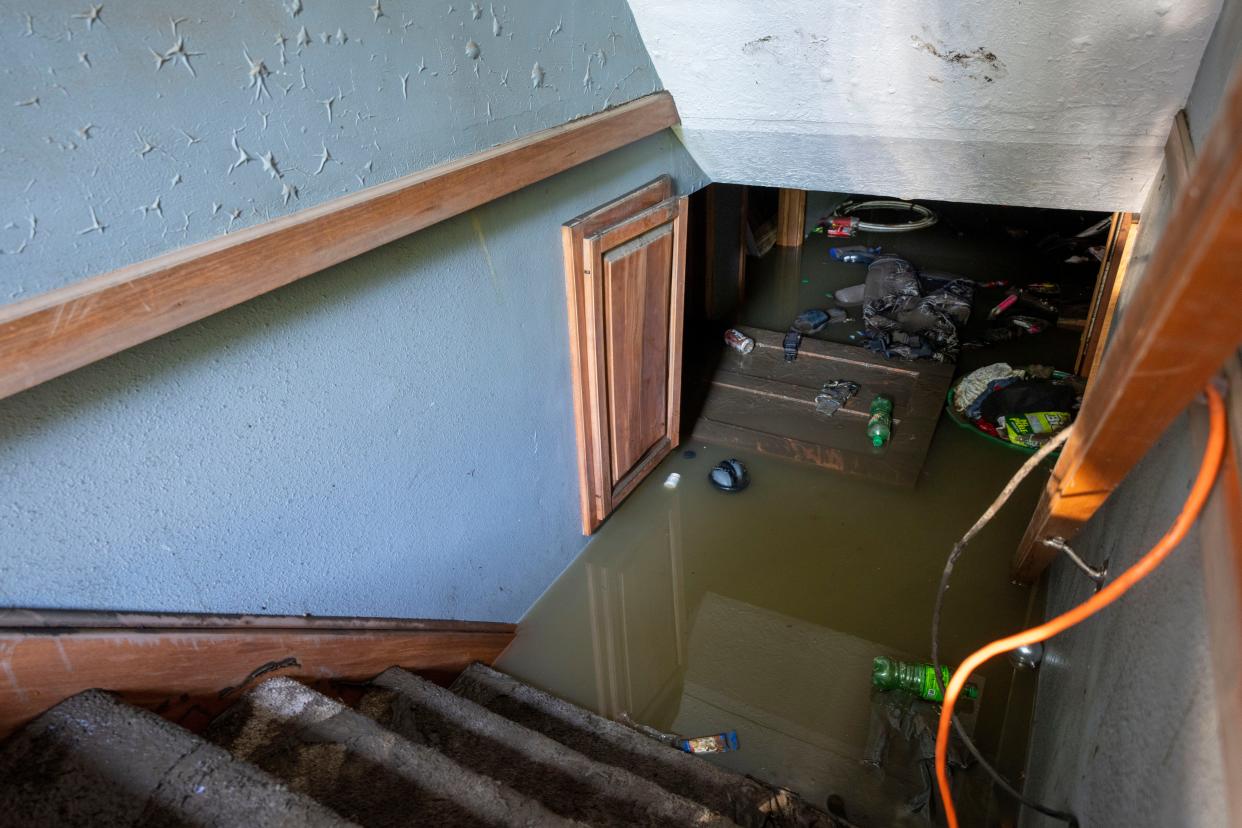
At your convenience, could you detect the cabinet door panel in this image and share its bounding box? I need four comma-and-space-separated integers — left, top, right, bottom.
563, 185, 687, 534
604, 224, 674, 481
562, 178, 673, 534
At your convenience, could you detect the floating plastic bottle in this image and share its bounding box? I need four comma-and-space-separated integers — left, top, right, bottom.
829, 245, 882, 265
867, 395, 893, 448
872, 656, 979, 702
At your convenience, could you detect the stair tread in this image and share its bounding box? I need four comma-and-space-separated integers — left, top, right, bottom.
207, 676, 578, 828
364, 666, 737, 827
0, 689, 353, 828
452, 663, 834, 828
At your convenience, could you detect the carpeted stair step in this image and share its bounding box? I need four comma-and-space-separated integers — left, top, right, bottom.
0, 689, 352, 828
361, 666, 736, 827
206, 676, 576, 827
451, 663, 835, 828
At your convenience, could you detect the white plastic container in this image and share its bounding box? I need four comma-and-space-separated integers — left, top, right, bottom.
834, 283, 866, 305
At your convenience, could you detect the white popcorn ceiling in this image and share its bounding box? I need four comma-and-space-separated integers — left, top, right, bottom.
627, 0, 1225, 211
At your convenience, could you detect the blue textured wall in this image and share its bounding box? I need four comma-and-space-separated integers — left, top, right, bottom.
1, 0, 667, 297
0, 1, 707, 620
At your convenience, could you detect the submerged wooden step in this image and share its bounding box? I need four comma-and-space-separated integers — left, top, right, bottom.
207, 676, 575, 827
363, 667, 735, 826
451, 663, 835, 828
691, 326, 953, 486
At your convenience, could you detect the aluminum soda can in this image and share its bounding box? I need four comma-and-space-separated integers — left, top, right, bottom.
723, 328, 755, 355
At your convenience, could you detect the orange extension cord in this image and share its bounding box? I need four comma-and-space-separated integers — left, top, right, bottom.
934, 384, 1228, 828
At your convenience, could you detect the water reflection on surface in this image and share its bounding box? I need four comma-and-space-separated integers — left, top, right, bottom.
499, 418, 1044, 825
497, 204, 1095, 824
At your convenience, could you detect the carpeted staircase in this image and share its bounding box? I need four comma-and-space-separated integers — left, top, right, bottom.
0, 662, 837, 827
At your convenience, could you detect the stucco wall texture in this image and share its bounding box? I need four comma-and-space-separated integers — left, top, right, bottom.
0, 1, 706, 621
628, 0, 1224, 211
1020, 417, 1226, 827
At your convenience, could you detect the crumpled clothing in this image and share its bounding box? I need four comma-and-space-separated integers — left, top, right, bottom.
860, 330, 937, 361
966, 376, 1024, 421
862, 257, 974, 363
815, 380, 860, 416
968, 379, 1028, 424
863, 256, 921, 303
863, 690, 973, 819
952, 363, 1019, 413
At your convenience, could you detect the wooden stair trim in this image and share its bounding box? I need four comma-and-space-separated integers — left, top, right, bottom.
0, 610, 516, 739
0, 608, 514, 633
0, 93, 680, 402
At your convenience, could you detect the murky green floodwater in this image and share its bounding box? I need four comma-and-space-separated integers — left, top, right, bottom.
499, 418, 1051, 825
499, 202, 1096, 826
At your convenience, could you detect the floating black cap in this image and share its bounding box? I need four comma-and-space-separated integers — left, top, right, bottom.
709, 459, 750, 492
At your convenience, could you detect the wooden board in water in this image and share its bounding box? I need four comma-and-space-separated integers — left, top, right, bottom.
690, 326, 954, 487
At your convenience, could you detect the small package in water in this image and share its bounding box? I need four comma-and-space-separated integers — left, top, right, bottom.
676, 730, 740, 754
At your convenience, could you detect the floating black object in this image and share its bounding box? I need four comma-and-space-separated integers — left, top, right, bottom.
783, 329, 802, 362
709, 459, 750, 492
792, 309, 830, 334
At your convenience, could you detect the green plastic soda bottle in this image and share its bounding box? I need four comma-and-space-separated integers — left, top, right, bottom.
871, 656, 980, 702
867, 395, 893, 448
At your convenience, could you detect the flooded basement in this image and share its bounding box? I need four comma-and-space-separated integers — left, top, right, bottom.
499, 197, 1102, 826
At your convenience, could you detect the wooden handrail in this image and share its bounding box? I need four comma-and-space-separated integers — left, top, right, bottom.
0, 93, 680, 401
1011, 81, 1242, 581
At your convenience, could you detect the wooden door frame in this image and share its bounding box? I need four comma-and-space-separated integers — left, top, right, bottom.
1073, 212, 1138, 379
776, 188, 807, 247
1011, 77, 1242, 582
699, 184, 751, 323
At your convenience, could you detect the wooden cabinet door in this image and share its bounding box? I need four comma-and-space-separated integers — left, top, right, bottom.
562, 180, 688, 534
